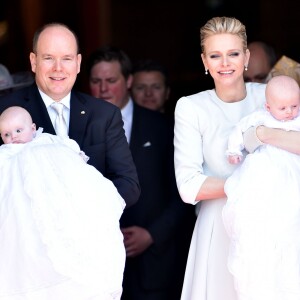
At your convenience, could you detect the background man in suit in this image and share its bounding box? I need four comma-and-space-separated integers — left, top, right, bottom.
0, 23, 140, 208
131, 59, 170, 113
244, 41, 277, 83
87, 46, 195, 300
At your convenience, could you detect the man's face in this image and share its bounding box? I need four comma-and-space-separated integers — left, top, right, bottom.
244, 46, 271, 83
29, 25, 82, 101
89, 60, 132, 109
131, 71, 170, 112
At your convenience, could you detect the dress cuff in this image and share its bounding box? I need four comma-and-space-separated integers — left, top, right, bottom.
243, 126, 265, 153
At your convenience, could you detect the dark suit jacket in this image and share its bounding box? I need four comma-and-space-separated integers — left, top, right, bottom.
120, 104, 194, 295
0, 83, 140, 207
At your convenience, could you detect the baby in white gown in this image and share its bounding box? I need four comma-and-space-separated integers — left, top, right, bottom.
0, 106, 126, 300
223, 75, 300, 300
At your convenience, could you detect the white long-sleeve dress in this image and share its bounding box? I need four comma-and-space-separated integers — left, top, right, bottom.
0, 131, 126, 300
174, 83, 266, 300
223, 110, 300, 300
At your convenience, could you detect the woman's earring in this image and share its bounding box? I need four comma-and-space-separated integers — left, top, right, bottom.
205, 69, 208, 75
244, 65, 248, 71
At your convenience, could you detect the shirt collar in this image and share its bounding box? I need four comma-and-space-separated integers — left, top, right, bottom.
38, 89, 71, 109
121, 98, 133, 120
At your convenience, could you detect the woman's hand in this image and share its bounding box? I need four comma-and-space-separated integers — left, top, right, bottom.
243, 126, 265, 153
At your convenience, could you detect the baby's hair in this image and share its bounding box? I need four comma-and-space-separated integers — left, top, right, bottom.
266, 75, 300, 103
0, 106, 33, 124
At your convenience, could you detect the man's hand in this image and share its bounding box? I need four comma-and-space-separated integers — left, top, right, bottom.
121, 226, 154, 257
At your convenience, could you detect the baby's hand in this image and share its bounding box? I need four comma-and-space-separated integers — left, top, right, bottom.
228, 154, 242, 165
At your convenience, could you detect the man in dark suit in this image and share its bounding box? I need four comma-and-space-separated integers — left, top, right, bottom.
87, 46, 195, 300
0, 23, 140, 207
131, 58, 170, 113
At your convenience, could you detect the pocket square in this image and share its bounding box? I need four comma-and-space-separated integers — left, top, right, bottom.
143, 141, 151, 147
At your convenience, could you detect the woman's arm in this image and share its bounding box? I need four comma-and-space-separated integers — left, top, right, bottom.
243, 125, 300, 155
257, 126, 300, 155
195, 176, 226, 201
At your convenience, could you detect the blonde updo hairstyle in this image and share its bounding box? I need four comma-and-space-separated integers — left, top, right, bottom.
200, 17, 247, 55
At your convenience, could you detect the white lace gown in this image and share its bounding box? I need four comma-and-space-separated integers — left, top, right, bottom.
174, 83, 266, 300
0, 131, 126, 300
223, 112, 300, 300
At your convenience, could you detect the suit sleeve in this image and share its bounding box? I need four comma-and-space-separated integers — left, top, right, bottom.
105, 108, 140, 208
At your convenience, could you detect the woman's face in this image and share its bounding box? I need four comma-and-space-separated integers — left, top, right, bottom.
201, 33, 249, 87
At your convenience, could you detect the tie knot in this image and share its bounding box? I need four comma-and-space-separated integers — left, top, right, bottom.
52, 102, 64, 116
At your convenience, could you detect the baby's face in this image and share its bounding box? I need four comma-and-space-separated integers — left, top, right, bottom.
0, 116, 36, 144
266, 94, 300, 121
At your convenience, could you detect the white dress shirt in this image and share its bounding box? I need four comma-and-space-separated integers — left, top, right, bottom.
121, 98, 133, 143
39, 89, 71, 131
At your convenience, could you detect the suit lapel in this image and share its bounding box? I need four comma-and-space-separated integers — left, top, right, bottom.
69, 91, 90, 146
23, 85, 56, 134
129, 105, 140, 156
130, 104, 153, 156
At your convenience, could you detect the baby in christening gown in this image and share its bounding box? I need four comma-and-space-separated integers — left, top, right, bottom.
0, 106, 126, 300
223, 75, 300, 300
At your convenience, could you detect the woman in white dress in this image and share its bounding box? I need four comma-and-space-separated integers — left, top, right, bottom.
0, 106, 126, 300
174, 17, 300, 300
223, 75, 300, 300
